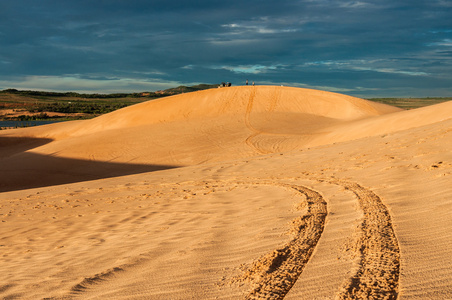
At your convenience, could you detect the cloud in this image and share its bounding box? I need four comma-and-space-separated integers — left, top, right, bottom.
221, 23, 298, 35
428, 39, 452, 47
208, 38, 258, 46
214, 64, 283, 74
0, 0, 451, 96
434, 0, 452, 7
339, 1, 374, 9
351, 67, 429, 76
300, 59, 431, 77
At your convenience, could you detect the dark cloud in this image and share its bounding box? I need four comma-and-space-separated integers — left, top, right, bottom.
0, 0, 451, 96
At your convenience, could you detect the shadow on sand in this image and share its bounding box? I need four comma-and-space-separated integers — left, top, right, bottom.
0, 136, 54, 157
0, 136, 178, 193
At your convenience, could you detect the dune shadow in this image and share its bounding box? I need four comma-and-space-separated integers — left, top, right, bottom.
0, 136, 54, 157
0, 151, 178, 193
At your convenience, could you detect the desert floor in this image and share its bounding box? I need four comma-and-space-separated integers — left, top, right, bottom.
1, 86, 451, 299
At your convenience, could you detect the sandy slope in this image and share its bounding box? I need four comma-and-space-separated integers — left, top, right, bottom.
0, 86, 451, 299
0, 86, 400, 192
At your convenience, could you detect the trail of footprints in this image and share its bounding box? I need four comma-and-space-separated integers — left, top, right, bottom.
63, 177, 400, 299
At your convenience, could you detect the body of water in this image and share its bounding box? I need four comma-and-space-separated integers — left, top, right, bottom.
0, 120, 64, 128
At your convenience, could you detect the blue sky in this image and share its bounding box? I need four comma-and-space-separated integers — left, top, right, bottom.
1, 0, 451, 97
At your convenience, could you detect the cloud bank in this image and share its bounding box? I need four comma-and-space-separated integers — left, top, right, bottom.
0, 0, 451, 97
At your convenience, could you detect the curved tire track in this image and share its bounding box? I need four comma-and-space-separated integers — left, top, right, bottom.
62, 180, 326, 300
233, 178, 400, 299
232, 182, 327, 300
60, 177, 400, 300
326, 179, 401, 300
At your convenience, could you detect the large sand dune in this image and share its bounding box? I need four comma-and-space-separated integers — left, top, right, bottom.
1, 86, 451, 299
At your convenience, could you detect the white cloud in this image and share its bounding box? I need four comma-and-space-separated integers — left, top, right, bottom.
222, 24, 240, 29
352, 67, 429, 76
302, 59, 429, 76
258, 80, 379, 93
428, 39, 452, 47
128, 70, 168, 76
339, 1, 373, 8
303, 60, 352, 67
213, 64, 284, 74
220, 22, 298, 35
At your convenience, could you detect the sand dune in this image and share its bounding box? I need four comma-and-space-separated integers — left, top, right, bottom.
0, 86, 401, 191
1, 86, 451, 299
0, 86, 401, 164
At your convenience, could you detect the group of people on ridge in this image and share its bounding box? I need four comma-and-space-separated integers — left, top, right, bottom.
219, 80, 255, 87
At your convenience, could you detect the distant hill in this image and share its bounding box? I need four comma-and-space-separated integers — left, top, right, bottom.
0, 84, 221, 122
158, 84, 219, 95
0, 84, 220, 99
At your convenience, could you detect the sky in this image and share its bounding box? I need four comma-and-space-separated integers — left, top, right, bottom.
1, 0, 451, 97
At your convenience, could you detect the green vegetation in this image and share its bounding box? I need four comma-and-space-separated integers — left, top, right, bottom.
367, 97, 452, 110
162, 84, 219, 94
29, 102, 130, 114
16, 112, 50, 121
0, 84, 219, 121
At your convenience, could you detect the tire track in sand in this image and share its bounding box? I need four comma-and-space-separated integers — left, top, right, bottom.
233, 178, 400, 299
232, 182, 327, 300
63, 180, 327, 300
324, 179, 400, 300
60, 177, 399, 299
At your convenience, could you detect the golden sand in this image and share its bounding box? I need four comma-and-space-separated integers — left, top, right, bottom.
1, 86, 451, 299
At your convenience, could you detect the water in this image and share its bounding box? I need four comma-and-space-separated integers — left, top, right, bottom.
0, 120, 64, 128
